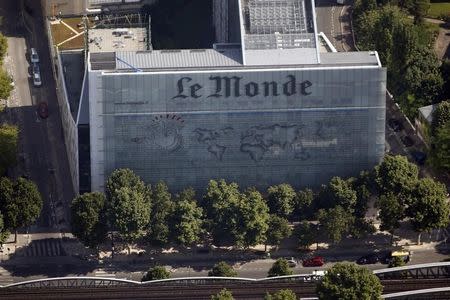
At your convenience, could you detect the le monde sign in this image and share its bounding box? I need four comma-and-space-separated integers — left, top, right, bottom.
173, 75, 312, 99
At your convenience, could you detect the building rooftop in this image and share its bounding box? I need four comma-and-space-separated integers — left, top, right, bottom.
240, 0, 319, 65
88, 28, 147, 52
89, 50, 381, 71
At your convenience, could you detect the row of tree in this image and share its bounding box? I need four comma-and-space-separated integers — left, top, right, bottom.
429, 100, 450, 171
71, 154, 449, 252
0, 32, 13, 102
353, 0, 446, 119
142, 260, 383, 300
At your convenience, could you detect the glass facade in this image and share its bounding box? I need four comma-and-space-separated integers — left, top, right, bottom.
92, 67, 386, 191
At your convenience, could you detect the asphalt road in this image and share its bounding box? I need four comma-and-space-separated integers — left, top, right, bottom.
0, 0, 75, 232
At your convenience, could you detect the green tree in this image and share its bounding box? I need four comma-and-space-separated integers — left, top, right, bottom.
0, 212, 10, 245
0, 124, 18, 176
268, 258, 293, 277
111, 187, 151, 252
317, 206, 353, 244
211, 288, 234, 300
294, 221, 315, 250
3, 177, 42, 242
237, 188, 269, 248
266, 215, 292, 250
267, 184, 296, 218
170, 188, 203, 246
316, 263, 383, 300
376, 192, 405, 244
373, 155, 419, 196
105, 168, 151, 251
440, 60, 450, 99
0, 33, 7, 62
70, 192, 108, 251
409, 0, 430, 24
203, 180, 269, 248
388, 256, 406, 268
317, 177, 357, 212
203, 179, 241, 246
148, 181, 174, 244
430, 121, 450, 171
141, 266, 170, 282
265, 289, 297, 300
293, 188, 315, 220
431, 100, 450, 133
408, 178, 450, 244
0, 69, 12, 100
208, 261, 237, 277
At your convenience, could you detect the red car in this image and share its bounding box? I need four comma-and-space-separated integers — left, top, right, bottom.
302, 256, 325, 267
37, 102, 48, 119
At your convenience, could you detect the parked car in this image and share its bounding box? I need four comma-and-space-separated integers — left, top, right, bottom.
285, 257, 298, 267
32, 63, 42, 87
37, 102, 48, 119
388, 118, 403, 132
411, 151, 427, 165
302, 256, 324, 267
30, 48, 39, 63
400, 136, 414, 147
356, 253, 379, 265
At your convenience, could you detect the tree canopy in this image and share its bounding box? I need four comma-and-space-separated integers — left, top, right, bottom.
293, 188, 315, 220
208, 261, 237, 277
141, 266, 170, 282
266, 215, 292, 248
0, 124, 18, 176
3, 177, 42, 232
0, 69, 13, 101
265, 289, 297, 300
376, 192, 405, 238
170, 188, 203, 246
268, 258, 293, 277
70, 192, 108, 249
294, 221, 315, 249
267, 184, 296, 218
430, 119, 450, 171
408, 178, 450, 236
317, 177, 357, 212
317, 206, 352, 244
148, 181, 173, 244
211, 288, 234, 300
316, 263, 383, 300
373, 155, 419, 196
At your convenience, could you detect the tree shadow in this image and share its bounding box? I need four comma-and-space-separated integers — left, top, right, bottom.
1, 238, 97, 277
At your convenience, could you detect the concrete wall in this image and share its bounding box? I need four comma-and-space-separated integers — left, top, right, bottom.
89, 66, 386, 192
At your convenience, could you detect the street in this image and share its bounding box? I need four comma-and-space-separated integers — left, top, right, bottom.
0, 0, 74, 232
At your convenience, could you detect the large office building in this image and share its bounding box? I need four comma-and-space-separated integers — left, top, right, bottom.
75, 0, 386, 192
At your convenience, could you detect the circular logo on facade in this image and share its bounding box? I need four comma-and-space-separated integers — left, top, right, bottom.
147, 114, 184, 152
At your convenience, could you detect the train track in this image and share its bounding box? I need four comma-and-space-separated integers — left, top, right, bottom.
1, 279, 449, 299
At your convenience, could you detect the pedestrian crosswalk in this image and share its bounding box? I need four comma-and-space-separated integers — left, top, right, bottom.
20, 239, 66, 257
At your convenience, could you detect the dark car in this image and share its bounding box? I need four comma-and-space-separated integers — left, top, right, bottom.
411, 151, 427, 165
37, 102, 48, 119
302, 256, 324, 267
357, 253, 379, 265
388, 119, 403, 132
400, 136, 414, 147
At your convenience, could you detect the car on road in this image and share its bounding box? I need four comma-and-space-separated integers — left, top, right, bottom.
30, 48, 39, 63
32, 63, 42, 87
37, 101, 48, 119
302, 256, 324, 267
400, 136, 414, 147
285, 257, 298, 267
388, 118, 403, 132
411, 151, 427, 165
356, 253, 380, 265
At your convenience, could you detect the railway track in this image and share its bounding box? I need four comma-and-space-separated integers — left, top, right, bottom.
1, 279, 449, 299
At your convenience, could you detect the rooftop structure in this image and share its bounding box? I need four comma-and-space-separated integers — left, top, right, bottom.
88, 28, 148, 52
239, 0, 319, 65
